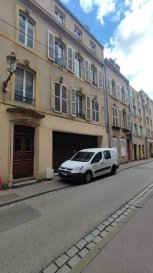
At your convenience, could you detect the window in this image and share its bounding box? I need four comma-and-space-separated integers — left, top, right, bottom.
19, 13, 35, 49
54, 82, 67, 113
75, 55, 82, 78
92, 152, 102, 163
67, 46, 75, 72
120, 139, 126, 157
55, 41, 64, 67
121, 88, 125, 103
111, 138, 118, 152
92, 100, 99, 122
103, 150, 111, 160
90, 65, 97, 86
15, 67, 34, 105
74, 26, 82, 40
90, 41, 96, 54
112, 106, 118, 126
86, 96, 90, 120
71, 90, 84, 119
55, 9, 65, 25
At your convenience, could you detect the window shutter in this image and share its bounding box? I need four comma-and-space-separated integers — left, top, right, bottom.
89, 63, 92, 83
67, 46, 75, 72
116, 83, 121, 100
125, 90, 129, 104
120, 110, 124, 128
85, 59, 89, 81
48, 31, 55, 60
86, 96, 90, 120
117, 109, 121, 127
98, 69, 103, 89
108, 77, 112, 95
71, 89, 76, 116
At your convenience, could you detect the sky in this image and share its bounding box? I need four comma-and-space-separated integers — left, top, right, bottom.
60, 0, 153, 99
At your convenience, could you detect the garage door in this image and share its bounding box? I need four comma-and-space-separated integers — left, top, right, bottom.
53, 132, 97, 172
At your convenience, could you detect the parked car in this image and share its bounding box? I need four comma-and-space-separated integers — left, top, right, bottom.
58, 148, 119, 183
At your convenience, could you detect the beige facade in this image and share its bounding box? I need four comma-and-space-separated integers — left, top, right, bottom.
130, 87, 146, 160
139, 90, 153, 158
0, 0, 107, 186
104, 58, 132, 164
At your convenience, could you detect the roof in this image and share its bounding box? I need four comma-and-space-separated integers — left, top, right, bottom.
80, 148, 116, 152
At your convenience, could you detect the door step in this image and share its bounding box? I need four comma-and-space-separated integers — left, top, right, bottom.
12, 177, 37, 188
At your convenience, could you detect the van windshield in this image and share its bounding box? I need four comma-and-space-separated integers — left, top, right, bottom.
71, 152, 94, 162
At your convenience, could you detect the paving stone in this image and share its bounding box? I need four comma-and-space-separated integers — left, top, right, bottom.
119, 214, 126, 220
107, 217, 114, 223
93, 236, 102, 244
86, 242, 96, 250
43, 263, 58, 273
124, 204, 130, 208
92, 229, 100, 236
85, 234, 94, 243
103, 221, 110, 226
111, 221, 118, 227
100, 230, 108, 238
127, 208, 132, 213
111, 213, 118, 219
97, 224, 105, 231
123, 211, 130, 216
66, 246, 78, 258
130, 205, 136, 209
56, 265, 71, 273
76, 239, 87, 250
68, 255, 81, 268
79, 248, 89, 258
116, 210, 122, 215
105, 226, 113, 232
115, 217, 122, 223
55, 254, 69, 267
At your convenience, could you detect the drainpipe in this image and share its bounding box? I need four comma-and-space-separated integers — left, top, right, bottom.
103, 64, 111, 147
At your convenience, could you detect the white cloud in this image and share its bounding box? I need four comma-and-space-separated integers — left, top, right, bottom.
79, 0, 115, 24
106, 0, 153, 97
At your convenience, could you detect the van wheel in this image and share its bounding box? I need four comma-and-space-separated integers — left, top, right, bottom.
84, 171, 92, 183
111, 165, 116, 175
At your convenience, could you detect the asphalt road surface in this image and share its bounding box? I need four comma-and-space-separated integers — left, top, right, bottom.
0, 162, 153, 273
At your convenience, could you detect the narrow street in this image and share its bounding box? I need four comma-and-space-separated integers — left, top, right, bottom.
0, 161, 153, 273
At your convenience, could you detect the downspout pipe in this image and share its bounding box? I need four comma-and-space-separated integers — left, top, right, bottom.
103, 64, 111, 147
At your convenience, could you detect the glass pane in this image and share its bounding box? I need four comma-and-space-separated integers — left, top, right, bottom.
26, 71, 33, 100
19, 14, 25, 44
15, 67, 24, 100
62, 99, 67, 113
55, 83, 60, 97
55, 97, 60, 111
25, 138, 33, 151
62, 86, 67, 99
14, 137, 21, 152
27, 20, 34, 48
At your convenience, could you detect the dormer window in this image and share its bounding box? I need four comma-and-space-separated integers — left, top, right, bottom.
55, 8, 65, 25
74, 26, 82, 41
90, 40, 96, 54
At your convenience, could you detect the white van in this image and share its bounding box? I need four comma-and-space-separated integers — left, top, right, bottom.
58, 148, 119, 183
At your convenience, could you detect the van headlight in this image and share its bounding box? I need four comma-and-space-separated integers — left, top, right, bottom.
73, 166, 83, 171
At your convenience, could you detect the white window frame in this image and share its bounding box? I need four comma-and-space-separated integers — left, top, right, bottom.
90, 40, 96, 54
75, 55, 82, 78
55, 9, 65, 25
15, 67, 34, 105
92, 100, 99, 122
74, 26, 82, 40
86, 96, 91, 120
55, 40, 64, 67
54, 82, 67, 114
71, 90, 84, 118
19, 13, 35, 49
112, 106, 118, 126
98, 69, 103, 89
90, 65, 97, 86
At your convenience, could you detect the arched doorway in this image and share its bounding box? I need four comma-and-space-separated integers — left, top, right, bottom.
13, 125, 34, 178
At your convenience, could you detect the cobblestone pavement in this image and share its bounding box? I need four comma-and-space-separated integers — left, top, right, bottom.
42, 180, 153, 273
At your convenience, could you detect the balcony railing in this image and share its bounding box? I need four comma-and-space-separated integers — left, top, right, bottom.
15, 94, 35, 106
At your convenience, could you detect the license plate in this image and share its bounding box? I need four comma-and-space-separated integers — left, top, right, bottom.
61, 171, 68, 176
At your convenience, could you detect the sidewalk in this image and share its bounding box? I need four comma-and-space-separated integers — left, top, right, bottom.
0, 158, 153, 207
82, 189, 153, 273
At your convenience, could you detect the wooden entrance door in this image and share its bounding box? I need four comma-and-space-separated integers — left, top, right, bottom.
13, 125, 34, 178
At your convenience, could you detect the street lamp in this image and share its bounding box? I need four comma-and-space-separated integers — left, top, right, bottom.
3, 52, 17, 92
